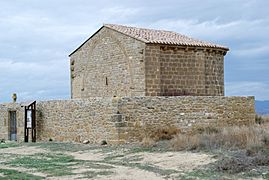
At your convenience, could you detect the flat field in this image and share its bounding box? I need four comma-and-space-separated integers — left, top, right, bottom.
0, 139, 268, 179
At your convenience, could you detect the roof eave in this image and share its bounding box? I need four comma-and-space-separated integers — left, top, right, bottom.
146, 42, 229, 51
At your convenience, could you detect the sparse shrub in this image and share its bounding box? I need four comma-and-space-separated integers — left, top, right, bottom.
255, 115, 264, 124
152, 126, 180, 141
255, 115, 269, 125
216, 150, 269, 174
216, 153, 253, 173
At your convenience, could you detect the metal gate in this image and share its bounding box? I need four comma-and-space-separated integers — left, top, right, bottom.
9, 111, 17, 141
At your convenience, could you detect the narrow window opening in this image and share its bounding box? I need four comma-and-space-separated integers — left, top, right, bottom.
105, 77, 108, 86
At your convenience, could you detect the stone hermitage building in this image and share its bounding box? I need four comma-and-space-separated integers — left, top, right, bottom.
0, 24, 255, 143
70, 24, 228, 98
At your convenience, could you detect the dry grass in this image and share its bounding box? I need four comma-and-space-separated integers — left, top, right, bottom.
167, 115, 269, 151
171, 125, 269, 151
167, 118, 269, 175
255, 115, 269, 124
141, 126, 180, 146
139, 119, 269, 176
141, 116, 269, 153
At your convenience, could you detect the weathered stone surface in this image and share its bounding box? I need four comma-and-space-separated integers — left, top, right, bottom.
70, 27, 146, 98
145, 45, 224, 96
70, 27, 226, 99
0, 96, 255, 144
116, 96, 255, 142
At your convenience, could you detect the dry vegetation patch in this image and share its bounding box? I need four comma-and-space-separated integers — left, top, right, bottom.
138, 116, 269, 179
141, 125, 180, 146
171, 125, 269, 151
170, 122, 269, 177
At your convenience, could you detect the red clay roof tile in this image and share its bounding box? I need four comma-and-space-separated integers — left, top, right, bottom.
104, 24, 229, 50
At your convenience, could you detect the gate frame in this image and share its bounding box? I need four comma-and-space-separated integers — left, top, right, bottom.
24, 101, 36, 142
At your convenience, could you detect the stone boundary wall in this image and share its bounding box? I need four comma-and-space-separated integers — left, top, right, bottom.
36, 98, 120, 143
0, 96, 255, 144
116, 96, 255, 142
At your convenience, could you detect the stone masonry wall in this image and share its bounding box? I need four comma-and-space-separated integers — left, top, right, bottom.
36, 98, 121, 143
70, 27, 146, 99
116, 96, 255, 142
0, 96, 255, 144
145, 44, 225, 96
0, 103, 24, 142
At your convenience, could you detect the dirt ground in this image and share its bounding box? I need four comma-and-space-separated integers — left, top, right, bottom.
0, 141, 267, 179
0, 141, 217, 180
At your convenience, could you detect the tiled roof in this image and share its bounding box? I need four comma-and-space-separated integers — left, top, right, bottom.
104, 24, 229, 50
69, 24, 229, 56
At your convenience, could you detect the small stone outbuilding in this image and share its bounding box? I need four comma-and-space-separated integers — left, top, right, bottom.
69, 24, 229, 98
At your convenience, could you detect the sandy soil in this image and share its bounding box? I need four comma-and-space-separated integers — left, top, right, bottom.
137, 151, 215, 171
0, 144, 215, 180
95, 166, 164, 180
0, 146, 47, 155
68, 150, 105, 161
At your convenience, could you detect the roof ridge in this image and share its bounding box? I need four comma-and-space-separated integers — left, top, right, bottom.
69, 23, 229, 56
104, 23, 176, 34
103, 23, 229, 50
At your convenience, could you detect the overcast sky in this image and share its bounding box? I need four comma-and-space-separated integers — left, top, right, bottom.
0, 0, 268, 102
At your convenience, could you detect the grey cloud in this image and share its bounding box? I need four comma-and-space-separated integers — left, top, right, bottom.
0, 0, 269, 102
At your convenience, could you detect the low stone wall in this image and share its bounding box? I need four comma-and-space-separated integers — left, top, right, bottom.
36, 98, 119, 143
116, 96, 255, 142
0, 96, 255, 144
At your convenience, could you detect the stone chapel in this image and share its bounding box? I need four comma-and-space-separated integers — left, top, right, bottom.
69, 24, 229, 98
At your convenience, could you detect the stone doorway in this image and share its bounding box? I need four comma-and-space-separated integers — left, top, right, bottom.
9, 111, 17, 141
